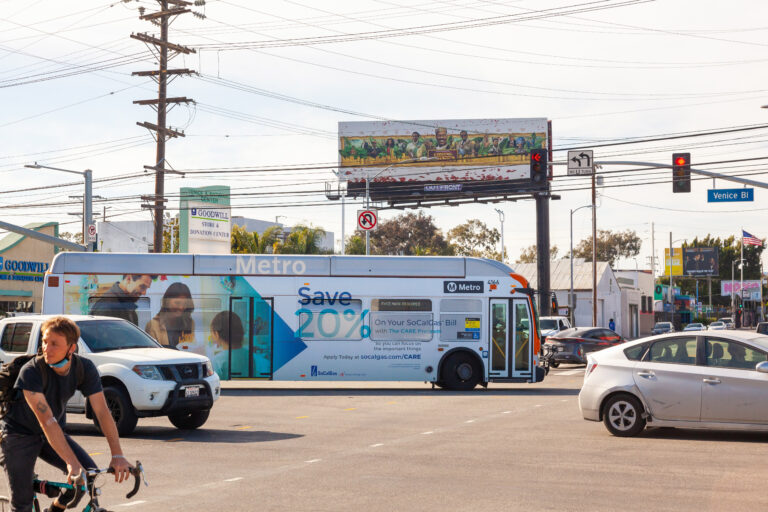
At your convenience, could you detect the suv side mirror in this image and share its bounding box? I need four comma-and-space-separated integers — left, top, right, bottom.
756, 361, 768, 374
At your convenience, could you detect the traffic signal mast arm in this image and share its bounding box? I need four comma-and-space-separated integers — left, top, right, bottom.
551, 159, 768, 190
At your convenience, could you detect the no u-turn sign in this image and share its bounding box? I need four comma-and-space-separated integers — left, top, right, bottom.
357, 209, 378, 231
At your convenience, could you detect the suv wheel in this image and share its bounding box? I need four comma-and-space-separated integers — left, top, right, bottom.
169, 409, 210, 430
95, 386, 138, 436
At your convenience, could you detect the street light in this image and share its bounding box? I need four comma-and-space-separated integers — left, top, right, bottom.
25, 162, 93, 251
731, 258, 743, 317
570, 204, 594, 326
494, 208, 505, 262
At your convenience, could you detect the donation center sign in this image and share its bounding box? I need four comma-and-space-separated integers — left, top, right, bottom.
180, 186, 231, 254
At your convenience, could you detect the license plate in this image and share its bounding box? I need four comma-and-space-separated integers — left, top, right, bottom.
184, 386, 200, 398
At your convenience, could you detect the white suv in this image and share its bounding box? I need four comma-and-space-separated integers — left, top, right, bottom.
0, 315, 220, 435
539, 316, 572, 341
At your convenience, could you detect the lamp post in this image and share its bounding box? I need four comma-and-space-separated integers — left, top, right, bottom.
494, 208, 505, 262
731, 258, 742, 318
25, 162, 93, 251
570, 204, 594, 326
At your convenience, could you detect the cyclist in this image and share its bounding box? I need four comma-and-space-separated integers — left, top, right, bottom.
0, 317, 133, 512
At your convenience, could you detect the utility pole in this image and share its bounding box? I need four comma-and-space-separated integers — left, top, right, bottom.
591, 163, 597, 326
132, 0, 197, 253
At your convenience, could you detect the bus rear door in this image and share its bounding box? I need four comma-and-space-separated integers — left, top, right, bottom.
226, 296, 273, 379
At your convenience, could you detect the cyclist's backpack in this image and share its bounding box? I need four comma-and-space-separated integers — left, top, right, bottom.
0, 354, 85, 419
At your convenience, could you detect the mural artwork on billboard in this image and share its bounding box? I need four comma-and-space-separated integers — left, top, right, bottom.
339, 118, 549, 201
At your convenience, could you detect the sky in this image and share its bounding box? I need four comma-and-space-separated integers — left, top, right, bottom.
1, 0, 767, 275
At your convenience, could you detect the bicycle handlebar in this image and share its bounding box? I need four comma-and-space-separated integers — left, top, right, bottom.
96, 461, 146, 499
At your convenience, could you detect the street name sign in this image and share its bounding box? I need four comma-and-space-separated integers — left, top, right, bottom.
707, 188, 754, 203
567, 150, 594, 176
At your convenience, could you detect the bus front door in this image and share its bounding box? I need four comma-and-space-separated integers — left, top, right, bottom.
489, 299, 532, 378
226, 296, 273, 379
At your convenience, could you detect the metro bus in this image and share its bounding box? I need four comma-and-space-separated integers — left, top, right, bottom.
42, 253, 544, 390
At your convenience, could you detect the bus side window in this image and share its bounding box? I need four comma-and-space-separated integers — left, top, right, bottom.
439, 299, 482, 342
370, 299, 433, 342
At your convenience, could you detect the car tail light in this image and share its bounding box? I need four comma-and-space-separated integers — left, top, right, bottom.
577, 346, 583, 357
586, 362, 598, 377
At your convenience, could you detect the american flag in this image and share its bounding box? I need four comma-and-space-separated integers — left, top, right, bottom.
743, 230, 763, 247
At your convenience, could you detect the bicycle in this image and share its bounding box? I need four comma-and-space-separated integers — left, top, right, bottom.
25, 461, 147, 512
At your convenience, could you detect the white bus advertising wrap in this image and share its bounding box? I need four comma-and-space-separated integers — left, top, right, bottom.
43, 253, 543, 390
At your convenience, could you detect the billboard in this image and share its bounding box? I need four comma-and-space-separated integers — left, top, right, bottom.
664, 248, 683, 276
179, 186, 231, 254
338, 118, 549, 202
683, 247, 719, 277
721, 280, 761, 301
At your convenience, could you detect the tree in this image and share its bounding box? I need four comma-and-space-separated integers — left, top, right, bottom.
279, 224, 328, 254
231, 224, 284, 254
59, 231, 83, 245
515, 244, 559, 264
344, 235, 366, 255
162, 217, 180, 253
447, 219, 500, 259
354, 212, 454, 256
573, 229, 641, 266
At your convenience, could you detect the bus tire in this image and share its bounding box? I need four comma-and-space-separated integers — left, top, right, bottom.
95, 386, 138, 436
441, 352, 481, 391
169, 409, 210, 430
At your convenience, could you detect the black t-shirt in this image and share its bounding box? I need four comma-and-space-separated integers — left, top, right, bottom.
1, 356, 102, 435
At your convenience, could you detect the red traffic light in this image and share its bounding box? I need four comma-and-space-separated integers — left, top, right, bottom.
531, 152, 542, 162
674, 156, 688, 166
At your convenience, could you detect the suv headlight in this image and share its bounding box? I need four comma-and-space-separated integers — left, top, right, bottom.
132, 365, 164, 380
203, 361, 215, 377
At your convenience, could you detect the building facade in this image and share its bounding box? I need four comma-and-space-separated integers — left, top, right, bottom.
0, 222, 59, 314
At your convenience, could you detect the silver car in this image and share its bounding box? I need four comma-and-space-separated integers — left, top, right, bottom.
683, 323, 705, 331
578, 331, 768, 436
708, 321, 726, 330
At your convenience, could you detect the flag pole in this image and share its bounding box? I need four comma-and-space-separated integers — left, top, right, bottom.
741, 228, 744, 326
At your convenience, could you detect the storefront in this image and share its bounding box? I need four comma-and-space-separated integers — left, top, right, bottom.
0, 222, 58, 314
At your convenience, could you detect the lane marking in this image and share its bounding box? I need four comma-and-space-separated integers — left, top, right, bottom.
386, 401, 397, 405
370, 443, 384, 448
421, 431, 433, 435
88, 452, 103, 456
234, 425, 252, 430
166, 438, 184, 442
305, 459, 321, 463
558, 370, 583, 376
502, 411, 512, 414
117, 500, 146, 507
344, 408, 356, 411
561, 399, 569, 402
465, 419, 476, 423
224, 477, 243, 482
534, 405, 543, 408
296, 416, 309, 419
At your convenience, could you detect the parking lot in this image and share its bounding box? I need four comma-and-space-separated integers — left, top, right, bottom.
8, 366, 768, 511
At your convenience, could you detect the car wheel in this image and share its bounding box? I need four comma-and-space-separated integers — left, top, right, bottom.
95, 386, 138, 436
602, 394, 646, 437
168, 409, 210, 430
440, 352, 481, 391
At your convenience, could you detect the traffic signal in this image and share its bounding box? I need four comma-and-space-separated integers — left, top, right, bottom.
530, 149, 548, 184
672, 152, 691, 193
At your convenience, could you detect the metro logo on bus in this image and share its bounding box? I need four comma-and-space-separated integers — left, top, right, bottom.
443, 281, 484, 293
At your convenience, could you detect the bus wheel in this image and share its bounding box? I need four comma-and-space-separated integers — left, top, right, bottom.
441, 353, 481, 391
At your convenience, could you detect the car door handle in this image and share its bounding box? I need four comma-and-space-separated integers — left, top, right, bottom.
637, 371, 655, 378
703, 378, 721, 385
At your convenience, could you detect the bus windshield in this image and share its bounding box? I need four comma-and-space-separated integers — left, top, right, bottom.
76, 320, 162, 352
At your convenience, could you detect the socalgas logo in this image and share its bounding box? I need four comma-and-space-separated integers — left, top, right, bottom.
0, 257, 49, 274
310, 365, 338, 377
443, 280, 484, 293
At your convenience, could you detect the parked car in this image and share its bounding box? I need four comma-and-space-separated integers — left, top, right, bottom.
683, 323, 705, 331
756, 322, 768, 336
718, 317, 734, 329
538, 316, 572, 342
543, 327, 624, 367
651, 322, 675, 335
0, 315, 221, 435
579, 331, 768, 437
708, 321, 727, 330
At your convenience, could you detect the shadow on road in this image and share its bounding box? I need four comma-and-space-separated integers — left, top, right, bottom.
222, 387, 580, 398
65, 423, 302, 443
642, 427, 768, 443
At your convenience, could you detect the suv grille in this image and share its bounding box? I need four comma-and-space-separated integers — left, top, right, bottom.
159, 363, 202, 381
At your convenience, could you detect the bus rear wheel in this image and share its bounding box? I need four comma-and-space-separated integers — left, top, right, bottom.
441, 352, 481, 391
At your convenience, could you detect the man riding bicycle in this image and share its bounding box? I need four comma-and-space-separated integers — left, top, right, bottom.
0, 317, 133, 512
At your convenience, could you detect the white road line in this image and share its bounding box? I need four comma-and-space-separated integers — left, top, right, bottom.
502, 411, 512, 414
117, 500, 146, 507
421, 431, 433, 435
224, 477, 243, 482
558, 370, 583, 376
561, 399, 569, 402
465, 419, 476, 423
305, 459, 322, 463
535, 404, 543, 407
370, 443, 384, 447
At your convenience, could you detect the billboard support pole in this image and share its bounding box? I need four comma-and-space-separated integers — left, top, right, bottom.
365, 178, 370, 255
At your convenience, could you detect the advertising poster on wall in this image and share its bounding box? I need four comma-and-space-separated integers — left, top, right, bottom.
338, 118, 549, 202
721, 280, 761, 301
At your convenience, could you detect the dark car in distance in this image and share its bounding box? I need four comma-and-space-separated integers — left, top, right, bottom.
543, 327, 624, 367
756, 322, 768, 336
